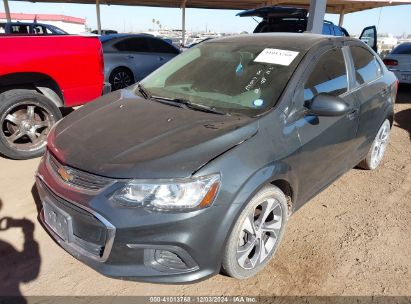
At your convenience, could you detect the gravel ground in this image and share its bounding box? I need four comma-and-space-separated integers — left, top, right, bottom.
0, 86, 410, 299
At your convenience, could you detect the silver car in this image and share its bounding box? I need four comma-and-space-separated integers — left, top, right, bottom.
383, 42, 411, 84
100, 34, 180, 90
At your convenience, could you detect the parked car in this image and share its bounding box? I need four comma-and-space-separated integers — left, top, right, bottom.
36, 33, 397, 283
0, 35, 110, 159
237, 6, 378, 51
0, 22, 67, 35
100, 34, 180, 90
383, 42, 411, 84
91, 29, 118, 35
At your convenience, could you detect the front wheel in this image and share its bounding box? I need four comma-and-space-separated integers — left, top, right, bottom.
358, 119, 391, 170
0, 89, 62, 160
222, 185, 288, 279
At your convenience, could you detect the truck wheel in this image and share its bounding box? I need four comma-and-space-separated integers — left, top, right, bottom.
222, 185, 288, 279
109, 67, 134, 91
0, 89, 62, 160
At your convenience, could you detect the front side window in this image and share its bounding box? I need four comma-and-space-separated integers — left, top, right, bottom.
304, 48, 348, 102
140, 41, 305, 116
11, 25, 29, 34
350, 46, 382, 85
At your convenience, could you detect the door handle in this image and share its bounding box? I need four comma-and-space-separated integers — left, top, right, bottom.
347, 109, 359, 120
126, 55, 134, 59
158, 56, 165, 61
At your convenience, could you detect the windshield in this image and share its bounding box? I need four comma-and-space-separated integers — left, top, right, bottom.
139, 40, 304, 116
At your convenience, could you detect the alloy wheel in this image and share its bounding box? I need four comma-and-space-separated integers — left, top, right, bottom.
112, 71, 132, 90
1, 102, 55, 152
236, 198, 283, 270
370, 120, 390, 169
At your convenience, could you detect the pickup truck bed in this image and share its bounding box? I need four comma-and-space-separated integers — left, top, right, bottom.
0, 35, 109, 159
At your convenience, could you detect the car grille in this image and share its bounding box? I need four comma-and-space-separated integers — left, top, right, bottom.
46, 150, 114, 192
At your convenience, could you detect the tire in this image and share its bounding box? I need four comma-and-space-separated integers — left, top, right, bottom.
0, 89, 62, 160
109, 67, 134, 91
358, 119, 391, 170
222, 185, 288, 279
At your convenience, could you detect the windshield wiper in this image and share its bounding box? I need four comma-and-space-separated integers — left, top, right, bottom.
150, 95, 227, 115
137, 83, 151, 100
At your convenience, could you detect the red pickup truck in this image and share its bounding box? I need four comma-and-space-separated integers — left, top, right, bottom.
0, 35, 110, 159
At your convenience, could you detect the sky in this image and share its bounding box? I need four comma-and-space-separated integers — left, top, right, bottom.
1, 1, 411, 36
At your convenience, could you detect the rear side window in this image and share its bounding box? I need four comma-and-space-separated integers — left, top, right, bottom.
115, 38, 151, 52
350, 46, 382, 85
148, 38, 179, 54
304, 48, 348, 101
32, 25, 46, 35
391, 43, 411, 55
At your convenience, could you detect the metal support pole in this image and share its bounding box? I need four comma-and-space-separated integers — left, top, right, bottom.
96, 0, 102, 35
306, 0, 327, 34
3, 0, 11, 23
338, 11, 345, 27
181, 5, 186, 47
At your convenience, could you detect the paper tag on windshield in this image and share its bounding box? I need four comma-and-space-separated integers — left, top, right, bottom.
254, 48, 299, 66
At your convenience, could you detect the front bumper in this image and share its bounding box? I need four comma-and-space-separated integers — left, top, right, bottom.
35, 154, 239, 283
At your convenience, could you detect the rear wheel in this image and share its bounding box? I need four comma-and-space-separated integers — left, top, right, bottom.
0, 89, 62, 160
222, 185, 288, 279
358, 119, 391, 170
109, 67, 134, 90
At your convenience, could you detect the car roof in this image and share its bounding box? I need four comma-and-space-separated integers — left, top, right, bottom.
208, 33, 350, 51
237, 6, 307, 18
99, 33, 153, 42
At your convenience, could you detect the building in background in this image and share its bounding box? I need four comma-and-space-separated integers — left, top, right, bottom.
0, 12, 86, 33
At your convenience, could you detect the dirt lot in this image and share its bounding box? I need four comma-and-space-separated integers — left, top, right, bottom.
0, 86, 410, 299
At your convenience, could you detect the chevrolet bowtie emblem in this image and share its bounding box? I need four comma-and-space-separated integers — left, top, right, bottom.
57, 167, 73, 182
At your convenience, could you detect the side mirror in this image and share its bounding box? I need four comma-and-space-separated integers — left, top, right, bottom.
306, 94, 350, 117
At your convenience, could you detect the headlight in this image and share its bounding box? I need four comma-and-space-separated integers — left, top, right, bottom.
111, 174, 220, 211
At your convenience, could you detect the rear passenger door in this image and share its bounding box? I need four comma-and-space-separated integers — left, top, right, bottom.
114, 37, 159, 80
147, 38, 180, 69
292, 46, 360, 201
347, 44, 387, 163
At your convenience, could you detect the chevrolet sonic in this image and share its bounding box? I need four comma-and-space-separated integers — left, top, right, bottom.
36, 33, 397, 283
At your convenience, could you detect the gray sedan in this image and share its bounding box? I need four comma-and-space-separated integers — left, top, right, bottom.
100, 34, 180, 90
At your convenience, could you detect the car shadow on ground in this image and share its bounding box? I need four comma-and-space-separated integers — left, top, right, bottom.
396, 84, 411, 103
0, 198, 40, 304
394, 108, 411, 141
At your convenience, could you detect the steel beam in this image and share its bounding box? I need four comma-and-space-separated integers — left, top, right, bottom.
96, 0, 102, 35
338, 11, 345, 26
181, 1, 186, 47
3, 0, 11, 22
306, 0, 327, 34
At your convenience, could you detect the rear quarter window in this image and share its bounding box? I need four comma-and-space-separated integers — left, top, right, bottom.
350, 46, 382, 85
148, 38, 179, 54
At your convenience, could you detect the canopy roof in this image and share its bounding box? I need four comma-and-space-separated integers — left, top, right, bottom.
9, 0, 411, 13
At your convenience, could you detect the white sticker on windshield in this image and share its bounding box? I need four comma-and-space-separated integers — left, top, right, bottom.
254, 48, 299, 66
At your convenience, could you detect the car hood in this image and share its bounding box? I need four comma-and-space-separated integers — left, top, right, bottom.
237, 6, 307, 18
48, 89, 258, 179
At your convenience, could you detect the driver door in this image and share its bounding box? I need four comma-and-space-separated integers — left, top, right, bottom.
359, 26, 377, 53
292, 46, 360, 201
